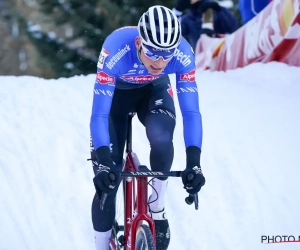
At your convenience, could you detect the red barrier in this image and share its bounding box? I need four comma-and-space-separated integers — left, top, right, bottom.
195, 0, 300, 71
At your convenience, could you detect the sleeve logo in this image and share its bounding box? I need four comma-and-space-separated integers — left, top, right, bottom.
120, 75, 160, 83
180, 69, 196, 82
174, 48, 192, 67
97, 48, 110, 69
106, 44, 131, 70
96, 71, 115, 85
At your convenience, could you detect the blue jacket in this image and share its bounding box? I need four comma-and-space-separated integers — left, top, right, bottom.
239, 0, 270, 24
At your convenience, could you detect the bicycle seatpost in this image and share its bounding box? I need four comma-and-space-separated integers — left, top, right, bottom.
99, 173, 116, 210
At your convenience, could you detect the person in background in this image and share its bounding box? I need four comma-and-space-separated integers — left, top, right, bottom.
90, 5, 206, 250
172, 0, 234, 19
173, 0, 238, 50
239, 0, 272, 24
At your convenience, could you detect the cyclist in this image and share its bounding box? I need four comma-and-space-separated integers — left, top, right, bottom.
90, 5, 206, 250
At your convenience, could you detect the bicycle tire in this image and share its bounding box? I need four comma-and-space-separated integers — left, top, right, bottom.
110, 179, 125, 250
135, 224, 155, 250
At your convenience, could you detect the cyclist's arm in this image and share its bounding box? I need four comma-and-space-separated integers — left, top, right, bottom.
90, 71, 116, 149
90, 27, 133, 152
176, 67, 203, 149
90, 43, 119, 149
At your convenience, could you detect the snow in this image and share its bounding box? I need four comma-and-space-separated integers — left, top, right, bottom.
1, 62, 300, 250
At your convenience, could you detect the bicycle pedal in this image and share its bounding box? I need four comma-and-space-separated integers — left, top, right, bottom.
118, 235, 125, 246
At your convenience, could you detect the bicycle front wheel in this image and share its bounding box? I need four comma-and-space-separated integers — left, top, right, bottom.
135, 224, 155, 250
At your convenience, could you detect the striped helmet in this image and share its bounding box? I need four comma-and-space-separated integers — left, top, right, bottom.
138, 5, 181, 50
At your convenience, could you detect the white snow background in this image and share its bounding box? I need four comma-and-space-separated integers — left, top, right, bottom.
1, 62, 300, 250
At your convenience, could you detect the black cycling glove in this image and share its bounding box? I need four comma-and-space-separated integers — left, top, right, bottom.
181, 146, 206, 194
93, 146, 120, 195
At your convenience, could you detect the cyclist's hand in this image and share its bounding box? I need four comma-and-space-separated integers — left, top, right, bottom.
181, 165, 205, 194
183, 146, 205, 194
93, 164, 119, 195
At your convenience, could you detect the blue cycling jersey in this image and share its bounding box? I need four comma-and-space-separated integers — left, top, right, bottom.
90, 26, 203, 150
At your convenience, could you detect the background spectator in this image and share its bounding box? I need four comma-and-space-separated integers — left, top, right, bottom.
1, 0, 243, 78
174, 0, 238, 50
172, 0, 234, 19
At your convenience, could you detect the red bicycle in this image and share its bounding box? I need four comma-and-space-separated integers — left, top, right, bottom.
100, 113, 198, 250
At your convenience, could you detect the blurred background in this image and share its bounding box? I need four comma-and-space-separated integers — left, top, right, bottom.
0, 0, 242, 79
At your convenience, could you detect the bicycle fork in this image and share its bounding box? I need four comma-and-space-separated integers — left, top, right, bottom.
124, 175, 156, 249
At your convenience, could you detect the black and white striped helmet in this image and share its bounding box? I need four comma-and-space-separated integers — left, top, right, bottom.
138, 5, 181, 50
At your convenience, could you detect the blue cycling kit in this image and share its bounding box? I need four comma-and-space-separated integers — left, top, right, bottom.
90, 26, 202, 150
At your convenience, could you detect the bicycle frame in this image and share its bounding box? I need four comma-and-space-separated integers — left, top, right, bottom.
122, 150, 155, 249
108, 151, 183, 250
101, 113, 198, 249
117, 113, 156, 249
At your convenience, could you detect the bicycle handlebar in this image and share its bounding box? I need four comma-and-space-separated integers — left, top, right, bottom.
99, 170, 199, 210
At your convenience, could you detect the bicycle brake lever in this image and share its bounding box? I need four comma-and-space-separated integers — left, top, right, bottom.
100, 193, 107, 210
194, 193, 199, 210
100, 173, 117, 210
185, 173, 199, 210
184, 193, 199, 210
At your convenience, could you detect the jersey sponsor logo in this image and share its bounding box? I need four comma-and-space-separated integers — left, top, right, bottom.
123, 70, 136, 76
180, 70, 195, 82
120, 75, 160, 83
167, 84, 174, 98
94, 89, 114, 96
177, 86, 198, 93
151, 108, 176, 120
96, 71, 115, 85
106, 44, 131, 69
174, 48, 192, 67
97, 48, 110, 69
155, 99, 163, 106
132, 63, 145, 69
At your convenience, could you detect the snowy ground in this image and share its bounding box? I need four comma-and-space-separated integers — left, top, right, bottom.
1, 62, 300, 250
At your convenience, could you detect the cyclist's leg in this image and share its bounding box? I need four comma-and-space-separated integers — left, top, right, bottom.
90, 88, 134, 249
90, 85, 152, 249
137, 75, 176, 178
137, 76, 176, 249
90, 139, 119, 250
